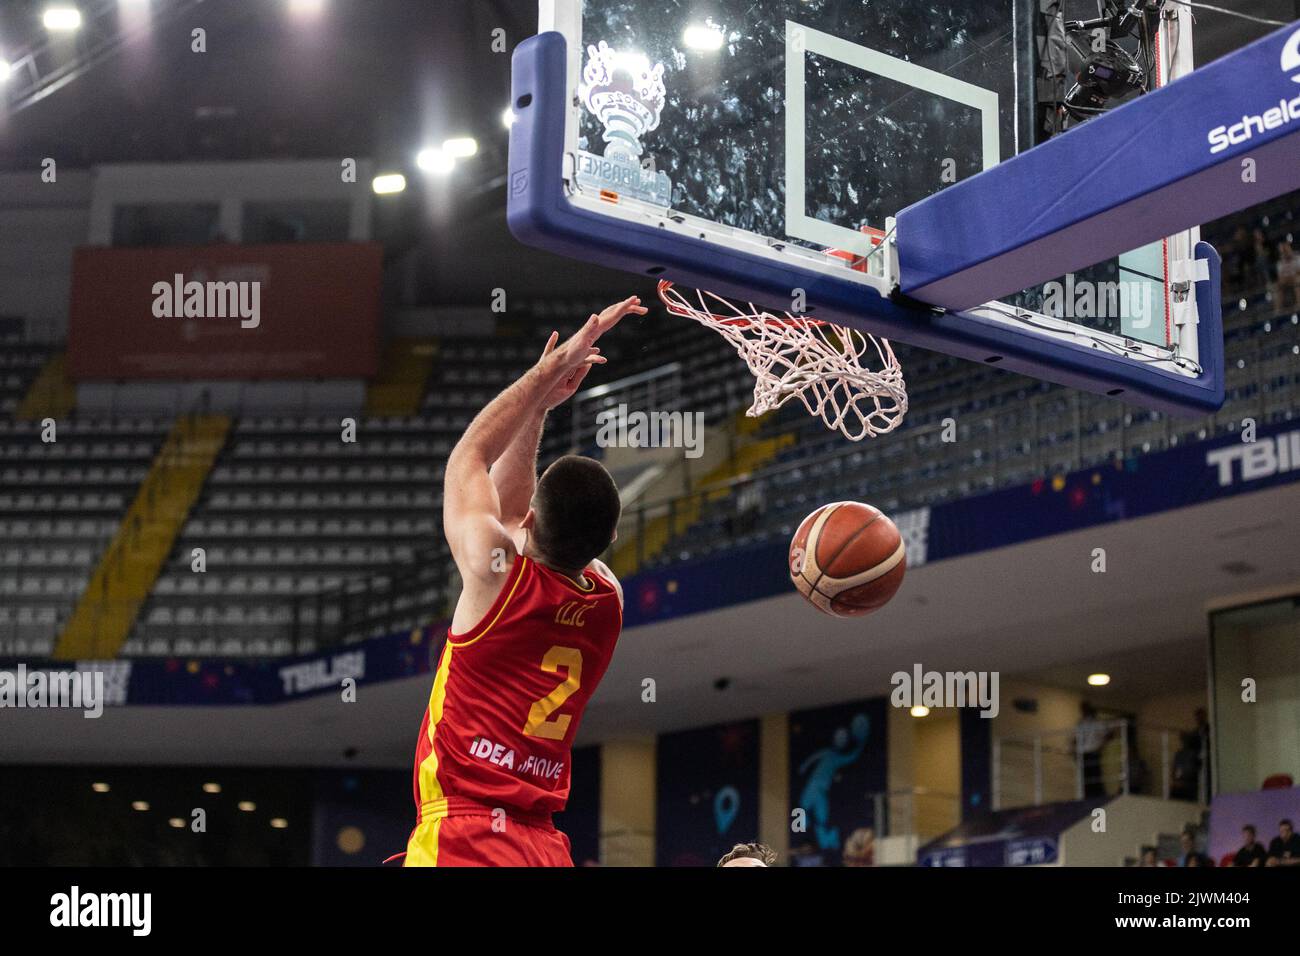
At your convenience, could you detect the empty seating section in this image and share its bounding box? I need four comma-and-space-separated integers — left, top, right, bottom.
0, 343, 53, 418
0, 418, 167, 657
128, 416, 449, 658
1, 198, 1295, 658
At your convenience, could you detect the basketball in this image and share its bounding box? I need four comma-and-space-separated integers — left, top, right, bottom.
789, 502, 906, 617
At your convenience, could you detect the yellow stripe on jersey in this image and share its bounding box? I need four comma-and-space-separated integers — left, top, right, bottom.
408, 643, 456, 867
405, 815, 443, 867
416, 642, 455, 809
447, 556, 530, 648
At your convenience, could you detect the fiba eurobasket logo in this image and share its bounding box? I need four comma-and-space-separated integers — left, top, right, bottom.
1284, 26, 1300, 83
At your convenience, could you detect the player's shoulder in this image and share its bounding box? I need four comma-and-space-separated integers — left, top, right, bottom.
588, 558, 623, 608
454, 513, 519, 582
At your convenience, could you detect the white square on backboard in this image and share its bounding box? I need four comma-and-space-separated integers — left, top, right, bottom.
785, 21, 1002, 257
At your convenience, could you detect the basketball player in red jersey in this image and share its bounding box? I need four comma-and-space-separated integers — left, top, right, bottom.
402, 296, 648, 867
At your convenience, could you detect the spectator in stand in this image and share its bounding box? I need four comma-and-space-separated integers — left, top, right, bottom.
1232, 825, 1269, 867
1253, 228, 1273, 291
1179, 829, 1213, 867
1124, 720, 1150, 795
1170, 708, 1208, 802
1226, 225, 1252, 292
1194, 708, 1211, 797
1076, 701, 1115, 798
1276, 240, 1300, 310
1266, 819, 1300, 867
1138, 846, 1160, 867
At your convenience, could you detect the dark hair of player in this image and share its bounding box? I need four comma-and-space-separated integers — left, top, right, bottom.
716, 843, 778, 867
531, 455, 621, 572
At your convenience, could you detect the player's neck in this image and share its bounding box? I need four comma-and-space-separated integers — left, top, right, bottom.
521, 540, 588, 587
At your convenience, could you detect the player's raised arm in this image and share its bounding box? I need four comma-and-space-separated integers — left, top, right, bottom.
442, 297, 646, 581
490, 330, 610, 527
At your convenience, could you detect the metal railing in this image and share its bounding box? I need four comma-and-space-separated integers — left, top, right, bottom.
570, 362, 684, 451
993, 720, 1210, 810
869, 788, 963, 844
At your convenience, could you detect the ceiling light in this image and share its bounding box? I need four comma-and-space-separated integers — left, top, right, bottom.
238, 801, 256, 812
43, 6, 84, 32
202, 782, 221, 794
131, 800, 150, 811
91, 782, 110, 793
442, 137, 478, 159
371, 173, 407, 195
910, 705, 930, 718
417, 148, 455, 174
1087, 673, 1111, 687
502, 107, 516, 129
270, 818, 289, 829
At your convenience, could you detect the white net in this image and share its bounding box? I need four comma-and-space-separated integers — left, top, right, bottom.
658, 281, 908, 442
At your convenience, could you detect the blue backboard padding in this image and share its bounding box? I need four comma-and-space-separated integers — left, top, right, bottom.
899, 22, 1300, 310
508, 31, 1224, 416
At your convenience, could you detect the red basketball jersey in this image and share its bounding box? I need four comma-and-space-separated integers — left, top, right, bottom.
411, 554, 622, 818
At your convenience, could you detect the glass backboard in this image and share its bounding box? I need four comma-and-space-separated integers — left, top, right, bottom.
512, 0, 1226, 415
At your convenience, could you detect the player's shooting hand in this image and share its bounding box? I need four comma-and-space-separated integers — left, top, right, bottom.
588, 296, 648, 341
538, 331, 599, 409
540, 296, 648, 407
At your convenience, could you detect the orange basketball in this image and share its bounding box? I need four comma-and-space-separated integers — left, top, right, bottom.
789, 502, 906, 617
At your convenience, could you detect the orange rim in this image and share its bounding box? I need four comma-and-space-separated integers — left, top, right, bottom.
657, 280, 828, 329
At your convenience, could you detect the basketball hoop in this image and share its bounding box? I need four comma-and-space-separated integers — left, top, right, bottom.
658, 281, 908, 442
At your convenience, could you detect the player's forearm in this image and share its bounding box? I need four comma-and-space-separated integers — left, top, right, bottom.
490, 407, 547, 522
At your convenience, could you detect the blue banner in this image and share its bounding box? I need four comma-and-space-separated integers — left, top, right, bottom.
919, 800, 1090, 867
788, 697, 888, 866
624, 421, 1300, 628
655, 720, 760, 867
553, 746, 601, 866
2, 626, 440, 708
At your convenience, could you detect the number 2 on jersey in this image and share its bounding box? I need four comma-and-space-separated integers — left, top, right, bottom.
523, 646, 583, 740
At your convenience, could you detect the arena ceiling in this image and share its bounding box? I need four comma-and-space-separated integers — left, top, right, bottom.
1, 1, 1295, 304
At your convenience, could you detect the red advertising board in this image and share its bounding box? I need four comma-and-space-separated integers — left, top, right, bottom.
67, 243, 383, 380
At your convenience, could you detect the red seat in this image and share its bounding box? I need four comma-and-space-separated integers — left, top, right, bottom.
1262, 774, 1294, 790
1220, 852, 1236, 867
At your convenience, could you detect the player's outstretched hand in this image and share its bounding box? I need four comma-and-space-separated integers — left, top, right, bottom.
539, 296, 648, 408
